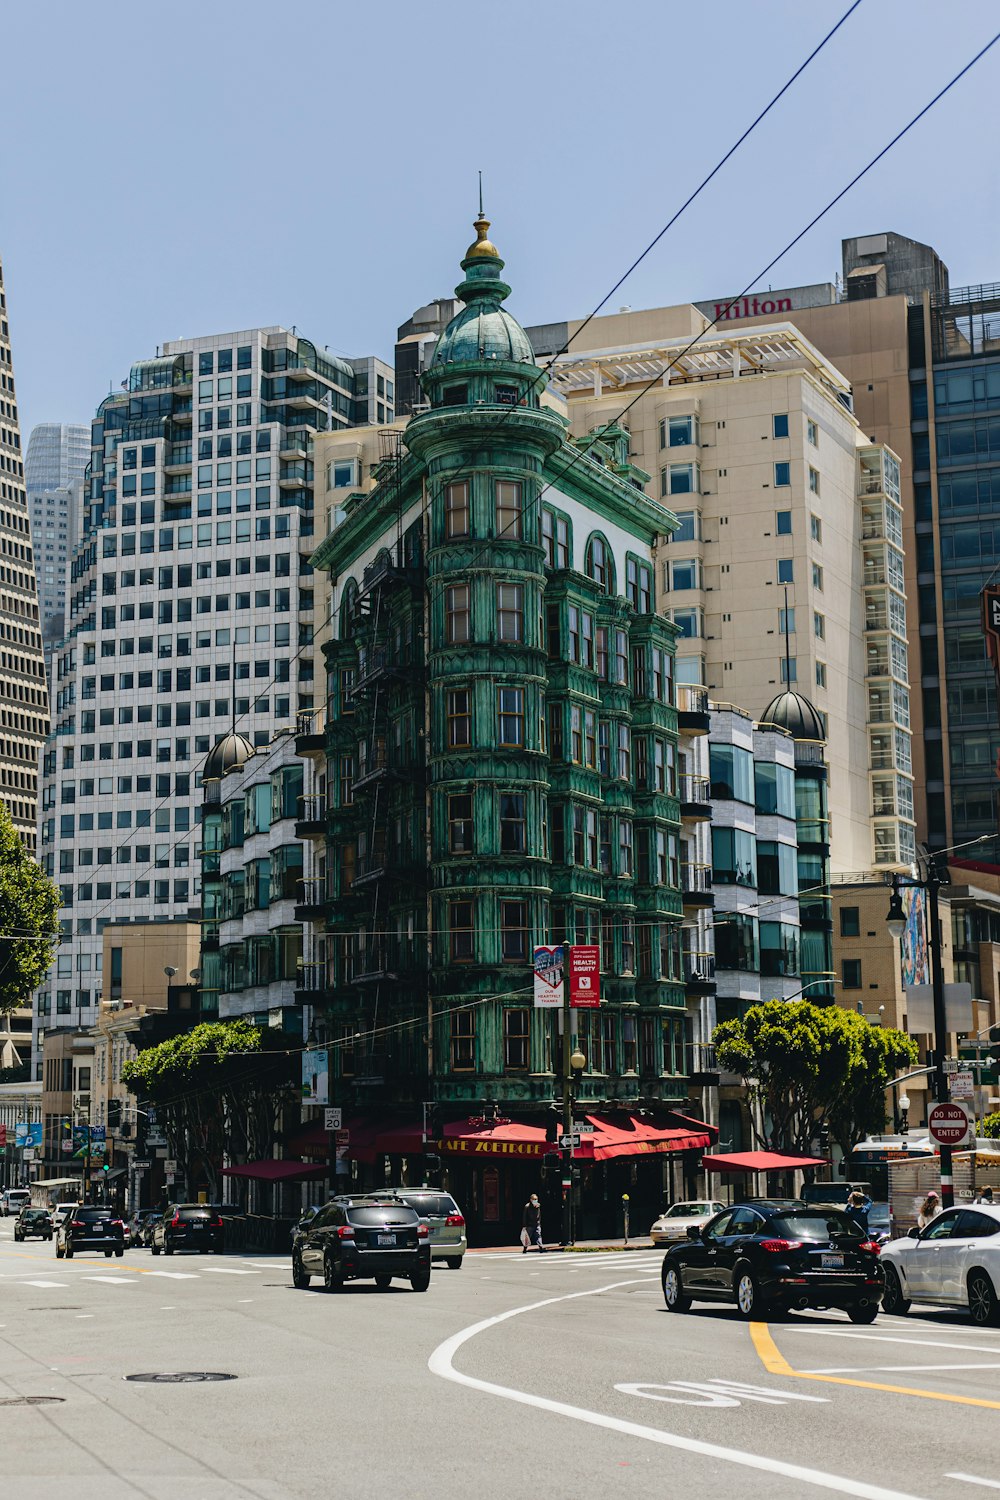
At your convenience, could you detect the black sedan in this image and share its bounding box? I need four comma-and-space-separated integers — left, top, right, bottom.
661, 1203, 884, 1322
151, 1204, 224, 1255
14, 1207, 53, 1241
55, 1206, 126, 1259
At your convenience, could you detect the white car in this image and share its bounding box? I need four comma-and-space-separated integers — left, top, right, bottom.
881, 1203, 1000, 1326
649, 1200, 726, 1246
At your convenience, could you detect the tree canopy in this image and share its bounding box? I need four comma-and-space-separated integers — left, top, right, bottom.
122, 1018, 298, 1199
982, 1110, 1000, 1140
713, 1000, 918, 1155
0, 801, 60, 1015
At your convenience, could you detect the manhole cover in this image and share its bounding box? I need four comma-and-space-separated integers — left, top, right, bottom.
125, 1372, 237, 1384
0, 1397, 65, 1407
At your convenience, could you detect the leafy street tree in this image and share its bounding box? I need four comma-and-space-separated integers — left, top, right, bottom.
714, 999, 917, 1156
122, 1019, 298, 1200
0, 800, 60, 1015
982, 1110, 1000, 1140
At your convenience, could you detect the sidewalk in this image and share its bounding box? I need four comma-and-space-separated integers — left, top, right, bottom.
467, 1237, 657, 1255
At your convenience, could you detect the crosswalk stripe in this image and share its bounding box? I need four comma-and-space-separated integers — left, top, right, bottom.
199, 1266, 256, 1275
83, 1276, 134, 1284
146, 1271, 200, 1279
23, 1280, 68, 1287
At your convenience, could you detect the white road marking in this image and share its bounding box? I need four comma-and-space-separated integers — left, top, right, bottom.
946, 1477, 1000, 1492
23, 1280, 68, 1288
239, 1261, 287, 1269
76, 1315, 93, 1319
806, 1362, 1000, 1375
428, 1280, 930, 1500
83, 1276, 134, 1284
616, 1379, 829, 1408
199, 1266, 256, 1275
146, 1271, 199, 1279
787, 1328, 1000, 1356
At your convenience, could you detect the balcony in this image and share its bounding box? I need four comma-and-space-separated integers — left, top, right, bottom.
678, 773, 711, 819
680, 861, 714, 907
682, 950, 716, 992
676, 683, 709, 734
294, 961, 327, 1004
295, 793, 327, 837
295, 709, 324, 755
687, 1041, 719, 1086
353, 646, 405, 693
294, 876, 328, 920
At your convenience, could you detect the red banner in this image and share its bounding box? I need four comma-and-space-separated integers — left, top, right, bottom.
0, 1124, 5, 1147
568, 946, 601, 1008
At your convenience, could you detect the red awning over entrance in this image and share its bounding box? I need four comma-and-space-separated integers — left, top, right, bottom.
701, 1150, 828, 1173
439, 1120, 551, 1160
579, 1113, 713, 1160
221, 1159, 329, 1183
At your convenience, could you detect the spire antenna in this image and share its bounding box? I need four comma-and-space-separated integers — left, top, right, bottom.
783, 584, 792, 685
478, 169, 483, 217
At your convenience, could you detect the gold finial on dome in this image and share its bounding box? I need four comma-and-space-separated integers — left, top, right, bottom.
465, 213, 499, 260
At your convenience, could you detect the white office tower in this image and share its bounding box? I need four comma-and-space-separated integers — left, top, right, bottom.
34, 327, 392, 1068
25, 422, 89, 686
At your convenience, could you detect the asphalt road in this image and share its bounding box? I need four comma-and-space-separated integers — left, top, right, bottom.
1, 1221, 999, 1500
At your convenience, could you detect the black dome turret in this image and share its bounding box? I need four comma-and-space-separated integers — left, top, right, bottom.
203, 729, 255, 781
758, 690, 826, 742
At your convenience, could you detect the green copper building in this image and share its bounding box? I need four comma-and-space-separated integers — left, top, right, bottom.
312, 216, 708, 1240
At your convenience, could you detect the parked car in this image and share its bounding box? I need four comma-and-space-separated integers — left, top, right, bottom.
291, 1205, 324, 1246
14, 1207, 53, 1241
55, 1205, 126, 1259
661, 1202, 884, 1322
1, 1188, 31, 1217
881, 1203, 1000, 1326
292, 1195, 431, 1292
151, 1204, 224, 1255
127, 1209, 160, 1247
649, 1200, 726, 1247
369, 1189, 466, 1268
50, 1203, 77, 1231
139, 1212, 163, 1247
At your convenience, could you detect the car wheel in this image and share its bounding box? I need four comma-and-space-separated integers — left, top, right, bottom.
375, 1274, 392, 1291
445, 1256, 463, 1270
410, 1268, 431, 1293
65, 1244, 73, 1259
151, 1244, 160, 1256
662, 1264, 691, 1314
881, 1264, 910, 1316
55, 1243, 63, 1259
292, 1252, 311, 1290
735, 1266, 761, 1318
847, 1303, 879, 1324
323, 1253, 344, 1293
105, 1249, 113, 1258
164, 1242, 174, 1256
13, 1233, 20, 1242
968, 1270, 1000, 1327
116, 1249, 124, 1258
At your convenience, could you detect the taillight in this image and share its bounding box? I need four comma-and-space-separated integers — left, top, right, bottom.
171, 1215, 183, 1227
111, 1219, 124, 1227
758, 1239, 803, 1253
445, 1214, 465, 1227
209, 1217, 223, 1229
71, 1220, 85, 1229
336, 1225, 355, 1240
417, 1224, 429, 1239
858, 1240, 881, 1255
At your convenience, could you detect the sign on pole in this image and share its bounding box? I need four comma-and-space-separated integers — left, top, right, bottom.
302, 1049, 330, 1106
533, 945, 564, 1008
324, 1107, 342, 1132
928, 1101, 972, 1148
568, 946, 601, 1008
949, 1071, 975, 1101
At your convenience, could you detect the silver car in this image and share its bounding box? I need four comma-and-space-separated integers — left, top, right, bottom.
649, 1199, 726, 1246
372, 1189, 467, 1268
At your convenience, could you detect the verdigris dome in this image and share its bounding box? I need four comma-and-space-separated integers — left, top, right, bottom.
759, 690, 826, 743
430, 214, 537, 370
203, 729, 255, 781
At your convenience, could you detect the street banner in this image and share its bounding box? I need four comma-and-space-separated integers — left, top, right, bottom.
302, 1048, 330, 1106
0, 1124, 5, 1147
568, 946, 601, 1008
15, 1123, 41, 1148
533, 945, 564, 1008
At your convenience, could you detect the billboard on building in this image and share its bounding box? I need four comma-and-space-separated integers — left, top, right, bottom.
533, 945, 564, 1008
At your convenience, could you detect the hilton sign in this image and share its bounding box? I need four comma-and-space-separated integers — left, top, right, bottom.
694, 282, 836, 326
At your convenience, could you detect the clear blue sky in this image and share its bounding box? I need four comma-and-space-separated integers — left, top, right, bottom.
4, 0, 999, 436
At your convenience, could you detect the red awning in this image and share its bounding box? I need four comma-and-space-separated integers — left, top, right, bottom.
440, 1120, 552, 1160
221, 1159, 329, 1183
581, 1113, 713, 1161
701, 1150, 829, 1173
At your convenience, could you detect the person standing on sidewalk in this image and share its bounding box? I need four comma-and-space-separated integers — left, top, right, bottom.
522, 1193, 545, 1253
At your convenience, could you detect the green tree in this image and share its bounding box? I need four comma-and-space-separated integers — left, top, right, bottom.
714, 1000, 917, 1155
981, 1111, 1000, 1140
0, 801, 59, 1014
122, 1019, 298, 1199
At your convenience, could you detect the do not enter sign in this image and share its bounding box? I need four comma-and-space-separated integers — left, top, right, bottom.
928, 1101, 972, 1147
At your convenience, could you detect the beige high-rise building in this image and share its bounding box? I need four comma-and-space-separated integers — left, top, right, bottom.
546, 320, 914, 875
0, 256, 49, 849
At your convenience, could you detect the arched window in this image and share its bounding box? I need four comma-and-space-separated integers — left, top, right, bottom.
339, 579, 358, 639
585, 534, 615, 594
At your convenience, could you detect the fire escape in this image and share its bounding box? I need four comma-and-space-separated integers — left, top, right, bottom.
346, 431, 427, 1088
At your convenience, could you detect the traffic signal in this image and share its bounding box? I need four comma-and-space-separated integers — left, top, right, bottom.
424, 1154, 441, 1173
107, 1099, 122, 1131
101, 1162, 110, 1174
426, 1104, 443, 1141
545, 1106, 559, 1144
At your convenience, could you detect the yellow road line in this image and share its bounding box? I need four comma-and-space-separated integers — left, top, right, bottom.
750, 1321, 1000, 1411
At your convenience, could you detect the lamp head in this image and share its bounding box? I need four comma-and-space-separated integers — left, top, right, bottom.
163, 966, 177, 979
570, 1048, 587, 1073
898, 1092, 910, 1113
885, 884, 906, 942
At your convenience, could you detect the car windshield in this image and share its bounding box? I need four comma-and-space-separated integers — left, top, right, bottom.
770, 1212, 865, 1241
22, 1209, 48, 1220
347, 1207, 418, 1227
76, 1208, 111, 1221
666, 1202, 714, 1217
399, 1194, 457, 1218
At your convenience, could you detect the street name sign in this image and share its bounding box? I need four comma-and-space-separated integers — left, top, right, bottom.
928, 1101, 972, 1147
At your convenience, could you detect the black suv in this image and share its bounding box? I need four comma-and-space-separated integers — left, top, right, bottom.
151, 1204, 225, 1255
55, 1205, 125, 1259
292, 1195, 431, 1292
14, 1207, 53, 1241
661, 1202, 884, 1322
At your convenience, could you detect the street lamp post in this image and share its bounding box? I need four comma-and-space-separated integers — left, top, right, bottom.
885, 854, 956, 1207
